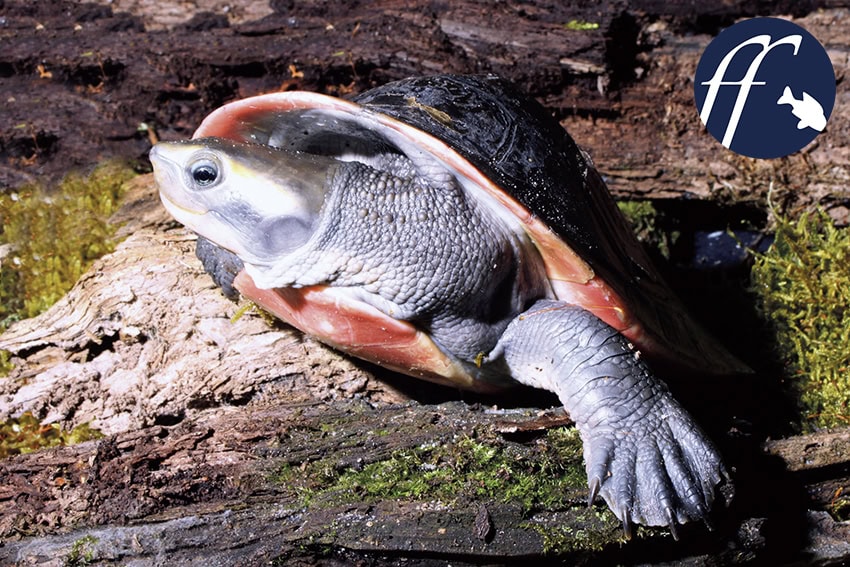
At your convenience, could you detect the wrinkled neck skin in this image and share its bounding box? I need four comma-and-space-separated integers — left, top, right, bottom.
245, 152, 550, 363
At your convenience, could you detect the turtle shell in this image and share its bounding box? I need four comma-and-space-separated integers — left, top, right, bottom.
192, 74, 745, 376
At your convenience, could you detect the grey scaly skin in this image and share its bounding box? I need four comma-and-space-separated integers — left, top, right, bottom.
245, 155, 549, 366
151, 137, 726, 536
489, 300, 725, 537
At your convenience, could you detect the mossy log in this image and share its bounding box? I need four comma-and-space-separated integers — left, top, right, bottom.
0, 178, 848, 565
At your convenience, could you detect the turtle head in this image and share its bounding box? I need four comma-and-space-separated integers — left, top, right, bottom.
150, 137, 334, 267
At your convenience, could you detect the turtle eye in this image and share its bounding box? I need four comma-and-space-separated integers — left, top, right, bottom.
189, 159, 221, 188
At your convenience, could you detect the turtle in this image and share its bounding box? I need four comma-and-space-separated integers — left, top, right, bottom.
150, 74, 743, 537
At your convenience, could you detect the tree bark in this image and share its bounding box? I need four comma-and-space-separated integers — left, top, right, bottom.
2, 1, 849, 220
0, 163, 847, 567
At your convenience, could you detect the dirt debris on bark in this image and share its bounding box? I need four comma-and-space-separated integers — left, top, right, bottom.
1, 1, 848, 223
0, 176, 411, 437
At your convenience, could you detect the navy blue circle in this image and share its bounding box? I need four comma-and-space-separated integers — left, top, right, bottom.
694, 17, 835, 159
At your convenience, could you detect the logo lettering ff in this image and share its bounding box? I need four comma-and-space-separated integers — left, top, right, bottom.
694, 18, 835, 159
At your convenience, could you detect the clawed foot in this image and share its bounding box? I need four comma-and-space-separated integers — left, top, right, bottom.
581, 395, 728, 539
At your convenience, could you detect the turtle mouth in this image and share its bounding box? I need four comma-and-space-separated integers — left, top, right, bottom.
158, 190, 206, 218
157, 192, 249, 261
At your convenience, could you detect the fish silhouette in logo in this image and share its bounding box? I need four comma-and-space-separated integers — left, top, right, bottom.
777, 86, 827, 131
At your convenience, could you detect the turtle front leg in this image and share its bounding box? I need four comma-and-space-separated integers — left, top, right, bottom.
490, 299, 727, 537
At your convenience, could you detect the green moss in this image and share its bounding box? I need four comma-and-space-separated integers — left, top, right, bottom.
274, 427, 587, 512
0, 350, 12, 377
830, 491, 850, 522
564, 20, 600, 31
64, 535, 97, 567
750, 208, 850, 430
524, 507, 623, 554
230, 300, 283, 327
617, 200, 677, 259
0, 162, 135, 331
0, 411, 104, 459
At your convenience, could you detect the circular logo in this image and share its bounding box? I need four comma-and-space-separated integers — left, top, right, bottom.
694, 17, 835, 159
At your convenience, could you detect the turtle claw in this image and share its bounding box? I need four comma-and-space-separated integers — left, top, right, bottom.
621, 506, 633, 540
587, 477, 601, 508
666, 507, 680, 541
578, 391, 726, 537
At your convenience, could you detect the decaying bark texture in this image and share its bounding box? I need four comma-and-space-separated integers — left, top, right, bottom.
0, 177, 410, 437
1, 177, 849, 563
2, 1, 850, 220
1, 1, 850, 565
0, 182, 848, 566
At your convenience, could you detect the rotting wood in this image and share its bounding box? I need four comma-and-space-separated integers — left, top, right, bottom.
1, 1, 849, 221
764, 428, 850, 473
0, 169, 847, 567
